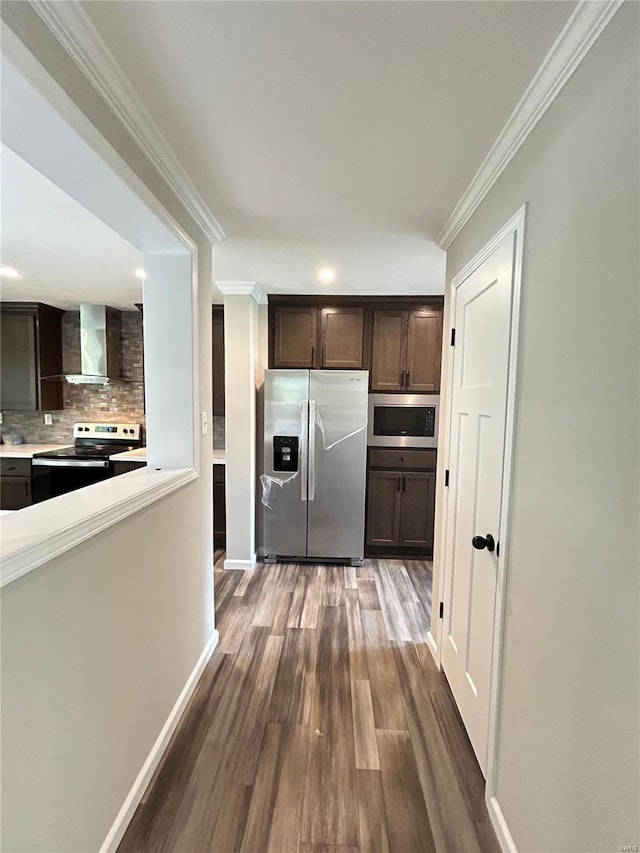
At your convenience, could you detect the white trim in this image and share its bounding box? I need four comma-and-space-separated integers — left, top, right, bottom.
29, 0, 225, 245
487, 796, 518, 853
426, 629, 439, 665
0, 469, 197, 587
99, 631, 219, 853
436, 0, 622, 249
437, 206, 526, 846
223, 557, 257, 571
217, 281, 267, 304
485, 206, 526, 802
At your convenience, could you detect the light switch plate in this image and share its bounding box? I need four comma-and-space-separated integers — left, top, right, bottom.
201, 411, 208, 436
44, 413, 53, 426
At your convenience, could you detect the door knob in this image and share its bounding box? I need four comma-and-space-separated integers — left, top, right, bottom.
472, 533, 495, 552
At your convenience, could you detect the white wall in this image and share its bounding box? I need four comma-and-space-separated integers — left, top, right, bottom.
434, 5, 639, 850
0, 6, 215, 850
223, 294, 259, 566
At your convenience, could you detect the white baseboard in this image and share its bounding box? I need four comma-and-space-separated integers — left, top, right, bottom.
224, 556, 256, 571
426, 629, 440, 665
99, 630, 219, 853
487, 795, 518, 853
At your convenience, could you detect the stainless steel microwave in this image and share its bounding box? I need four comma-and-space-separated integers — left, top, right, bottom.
367, 394, 439, 448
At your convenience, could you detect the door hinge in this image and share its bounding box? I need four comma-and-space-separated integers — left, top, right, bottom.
444, 469, 449, 487
497, 541, 500, 558
439, 601, 444, 619
450, 328, 456, 346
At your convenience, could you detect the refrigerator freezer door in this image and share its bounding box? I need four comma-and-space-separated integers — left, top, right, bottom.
307, 370, 368, 560
261, 370, 309, 558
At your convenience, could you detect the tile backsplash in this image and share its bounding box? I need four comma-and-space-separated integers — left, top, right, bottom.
212, 415, 225, 450
1, 311, 146, 445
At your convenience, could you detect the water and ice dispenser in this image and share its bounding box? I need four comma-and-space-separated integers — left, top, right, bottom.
273, 436, 299, 472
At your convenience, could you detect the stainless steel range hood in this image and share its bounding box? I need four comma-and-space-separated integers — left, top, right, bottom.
65, 305, 123, 385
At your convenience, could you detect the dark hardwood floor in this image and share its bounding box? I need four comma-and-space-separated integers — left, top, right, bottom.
119, 556, 499, 852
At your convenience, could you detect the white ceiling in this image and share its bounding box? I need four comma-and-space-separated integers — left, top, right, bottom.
82, 0, 575, 296
0, 144, 143, 311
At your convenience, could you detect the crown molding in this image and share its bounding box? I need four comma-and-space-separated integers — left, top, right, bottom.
217, 281, 267, 304
436, 0, 624, 250
29, 0, 225, 245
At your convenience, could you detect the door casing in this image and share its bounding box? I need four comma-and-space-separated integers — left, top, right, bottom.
431, 205, 526, 818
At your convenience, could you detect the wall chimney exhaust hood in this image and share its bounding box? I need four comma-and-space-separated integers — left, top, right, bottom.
65, 304, 123, 385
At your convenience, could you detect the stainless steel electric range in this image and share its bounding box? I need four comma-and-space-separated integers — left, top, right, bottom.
32, 422, 142, 499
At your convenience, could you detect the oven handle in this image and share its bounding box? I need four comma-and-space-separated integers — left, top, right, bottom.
32, 458, 110, 469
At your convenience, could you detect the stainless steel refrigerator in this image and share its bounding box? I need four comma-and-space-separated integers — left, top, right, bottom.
260, 369, 368, 564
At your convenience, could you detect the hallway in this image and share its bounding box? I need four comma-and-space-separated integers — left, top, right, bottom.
120, 557, 499, 852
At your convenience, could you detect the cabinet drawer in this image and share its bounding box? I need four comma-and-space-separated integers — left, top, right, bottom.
368, 448, 436, 470
0, 457, 32, 477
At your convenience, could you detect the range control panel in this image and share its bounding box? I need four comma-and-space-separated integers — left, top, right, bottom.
273, 435, 299, 472
73, 423, 141, 440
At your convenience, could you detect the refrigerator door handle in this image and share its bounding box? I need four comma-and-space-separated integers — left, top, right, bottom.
308, 399, 316, 501
301, 400, 308, 501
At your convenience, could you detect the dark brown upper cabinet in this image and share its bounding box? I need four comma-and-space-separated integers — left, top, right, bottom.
406, 309, 442, 393
320, 307, 364, 369
0, 302, 64, 411
273, 306, 317, 368
371, 310, 406, 391
212, 306, 225, 415
371, 307, 442, 393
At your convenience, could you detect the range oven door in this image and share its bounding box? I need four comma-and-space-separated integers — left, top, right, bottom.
32, 458, 112, 499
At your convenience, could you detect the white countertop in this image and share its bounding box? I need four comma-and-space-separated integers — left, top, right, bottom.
109, 447, 226, 465
0, 444, 68, 458
109, 447, 148, 461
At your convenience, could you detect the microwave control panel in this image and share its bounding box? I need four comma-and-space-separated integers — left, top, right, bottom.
423, 407, 436, 436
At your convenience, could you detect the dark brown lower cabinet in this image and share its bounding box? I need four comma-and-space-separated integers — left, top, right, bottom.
213, 464, 226, 548
366, 449, 436, 557
366, 471, 402, 547
399, 471, 436, 548
0, 458, 50, 510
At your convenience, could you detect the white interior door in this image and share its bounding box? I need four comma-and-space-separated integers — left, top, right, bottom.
441, 231, 516, 776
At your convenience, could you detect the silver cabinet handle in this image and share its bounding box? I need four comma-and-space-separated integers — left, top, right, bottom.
308, 400, 316, 502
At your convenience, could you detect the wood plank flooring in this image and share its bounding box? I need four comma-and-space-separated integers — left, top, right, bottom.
119, 556, 499, 853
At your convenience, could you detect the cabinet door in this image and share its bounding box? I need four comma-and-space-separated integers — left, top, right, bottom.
320, 307, 364, 369
0, 476, 32, 510
1, 314, 38, 410
212, 308, 225, 415
371, 310, 407, 391
273, 307, 317, 368
366, 470, 402, 547
37, 304, 64, 410
406, 309, 443, 393
399, 471, 435, 549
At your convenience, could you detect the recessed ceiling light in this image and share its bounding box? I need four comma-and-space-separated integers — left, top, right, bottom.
0, 267, 22, 279
317, 267, 336, 284
134, 268, 147, 280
